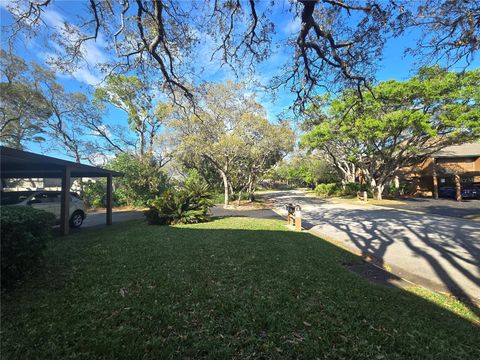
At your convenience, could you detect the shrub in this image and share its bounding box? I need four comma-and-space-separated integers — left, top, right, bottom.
82, 180, 122, 209
107, 153, 169, 207
314, 183, 341, 197
1, 206, 55, 289
146, 170, 214, 225
342, 182, 372, 197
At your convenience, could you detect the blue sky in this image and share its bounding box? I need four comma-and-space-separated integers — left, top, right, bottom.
1, 1, 478, 161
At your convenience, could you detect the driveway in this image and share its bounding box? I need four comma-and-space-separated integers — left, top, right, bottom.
266, 190, 480, 303
83, 210, 145, 228
377, 197, 480, 219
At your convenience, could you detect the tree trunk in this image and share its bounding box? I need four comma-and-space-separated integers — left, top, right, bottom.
237, 190, 242, 207
393, 175, 400, 197
374, 184, 385, 200
221, 173, 229, 207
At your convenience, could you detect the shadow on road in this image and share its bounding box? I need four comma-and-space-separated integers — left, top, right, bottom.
266, 190, 480, 316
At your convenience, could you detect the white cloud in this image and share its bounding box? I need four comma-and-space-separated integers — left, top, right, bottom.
71, 67, 102, 86
284, 17, 301, 35
88, 152, 114, 166
38, 8, 107, 85
42, 8, 65, 29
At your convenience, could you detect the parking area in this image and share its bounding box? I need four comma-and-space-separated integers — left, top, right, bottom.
82, 210, 145, 228
378, 197, 480, 219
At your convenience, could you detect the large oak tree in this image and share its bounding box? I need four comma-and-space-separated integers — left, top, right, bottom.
302, 67, 480, 199
172, 82, 294, 206
4, 1, 478, 107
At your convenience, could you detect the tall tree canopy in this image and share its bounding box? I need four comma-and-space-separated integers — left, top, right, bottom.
172, 82, 294, 205
3, 1, 479, 107
302, 67, 480, 199
94, 74, 174, 157
0, 50, 137, 162
0, 51, 52, 149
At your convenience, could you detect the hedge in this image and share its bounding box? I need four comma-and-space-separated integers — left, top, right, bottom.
1, 206, 55, 289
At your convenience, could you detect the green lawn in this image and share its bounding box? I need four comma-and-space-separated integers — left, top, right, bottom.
2, 217, 479, 359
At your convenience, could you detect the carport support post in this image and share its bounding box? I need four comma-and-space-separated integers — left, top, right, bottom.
454, 174, 462, 202
60, 167, 71, 236
432, 159, 439, 199
106, 174, 113, 225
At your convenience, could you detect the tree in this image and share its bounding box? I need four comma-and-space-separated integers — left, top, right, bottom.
404, 0, 480, 67
0, 51, 52, 149
107, 152, 169, 206
302, 67, 480, 200
4, 1, 478, 108
0, 51, 129, 161
94, 75, 173, 157
269, 154, 338, 188
0, 82, 52, 149
172, 82, 294, 206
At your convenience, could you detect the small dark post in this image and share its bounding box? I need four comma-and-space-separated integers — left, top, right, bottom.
60, 167, 71, 236
454, 174, 462, 202
432, 159, 439, 199
106, 174, 113, 225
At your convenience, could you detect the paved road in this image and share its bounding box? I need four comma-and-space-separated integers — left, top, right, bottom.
211, 205, 282, 219
83, 210, 145, 228
266, 190, 480, 303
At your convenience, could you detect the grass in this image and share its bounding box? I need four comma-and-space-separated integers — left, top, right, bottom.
2, 217, 479, 359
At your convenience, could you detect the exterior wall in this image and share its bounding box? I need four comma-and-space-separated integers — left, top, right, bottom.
397, 156, 480, 195
436, 157, 477, 173
2, 178, 89, 192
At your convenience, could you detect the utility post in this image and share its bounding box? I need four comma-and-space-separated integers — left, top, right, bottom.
294, 205, 302, 231
60, 166, 71, 236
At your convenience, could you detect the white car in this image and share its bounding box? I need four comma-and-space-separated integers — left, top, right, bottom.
14, 191, 87, 228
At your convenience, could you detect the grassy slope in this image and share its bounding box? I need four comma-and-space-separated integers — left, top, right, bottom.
2, 217, 479, 359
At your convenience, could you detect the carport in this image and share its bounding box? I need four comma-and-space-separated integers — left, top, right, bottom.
1, 146, 122, 235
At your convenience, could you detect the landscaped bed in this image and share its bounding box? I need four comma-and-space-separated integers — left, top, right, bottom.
1, 217, 479, 359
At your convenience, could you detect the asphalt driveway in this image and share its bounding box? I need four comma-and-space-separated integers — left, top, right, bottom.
379, 197, 480, 219
267, 190, 480, 304
83, 210, 145, 228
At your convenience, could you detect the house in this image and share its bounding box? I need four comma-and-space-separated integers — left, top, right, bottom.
396, 142, 480, 198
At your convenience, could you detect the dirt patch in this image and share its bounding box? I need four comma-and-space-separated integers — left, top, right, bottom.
222, 200, 273, 211
88, 206, 148, 214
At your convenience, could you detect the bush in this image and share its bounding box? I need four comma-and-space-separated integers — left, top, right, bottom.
314, 182, 374, 198
82, 180, 122, 209
314, 183, 341, 197
1, 206, 55, 289
107, 153, 169, 207
342, 182, 371, 197
146, 170, 214, 225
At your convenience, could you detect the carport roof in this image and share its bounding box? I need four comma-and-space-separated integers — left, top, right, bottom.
0, 146, 122, 179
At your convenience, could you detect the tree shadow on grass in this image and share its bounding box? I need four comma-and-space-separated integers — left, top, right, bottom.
295, 208, 480, 317
2, 219, 480, 358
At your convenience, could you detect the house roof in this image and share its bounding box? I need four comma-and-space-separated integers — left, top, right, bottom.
433, 142, 480, 159
0, 146, 123, 179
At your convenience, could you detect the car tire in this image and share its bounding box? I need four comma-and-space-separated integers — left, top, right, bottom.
70, 211, 84, 228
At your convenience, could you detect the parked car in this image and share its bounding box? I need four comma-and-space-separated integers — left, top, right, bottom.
438, 185, 480, 199
2, 191, 87, 228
